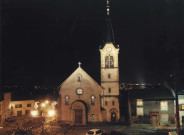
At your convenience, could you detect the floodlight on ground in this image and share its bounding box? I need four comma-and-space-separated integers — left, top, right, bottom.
31, 110, 38, 117
41, 103, 45, 107
48, 110, 55, 117
45, 100, 49, 104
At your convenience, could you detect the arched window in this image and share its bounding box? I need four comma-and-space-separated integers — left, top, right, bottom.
65, 96, 69, 105
110, 56, 114, 67
105, 56, 109, 68
77, 74, 82, 82
91, 96, 95, 105
105, 55, 114, 68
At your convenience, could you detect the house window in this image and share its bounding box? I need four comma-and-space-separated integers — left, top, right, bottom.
108, 74, 111, 79
160, 101, 168, 111
91, 96, 95, 105
105, 55, 114, 68
27, 104, 31, 107
105, 101, 108, 105
17, 111, 22, 116
112, 101, 115, 106
182, 104, 184, 110
78, 74, 82, 82
25, 110, 30, 115
136, 99, 144, 116
137, 107, 144, 116
108, 88, 111, 93
65, 96, 69, 105
160, 114, 169, 124
15, 104, 22, 108
137, 99, 143, 106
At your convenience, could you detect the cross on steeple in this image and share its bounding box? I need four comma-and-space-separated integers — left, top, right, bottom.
106, 0, 110, 15
78, 62, 81, 67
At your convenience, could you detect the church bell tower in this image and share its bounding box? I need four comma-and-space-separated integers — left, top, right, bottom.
99, 0, 120, 122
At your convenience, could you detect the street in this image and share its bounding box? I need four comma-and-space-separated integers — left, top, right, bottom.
0, 123, 179, 135
66, 124, 170, 135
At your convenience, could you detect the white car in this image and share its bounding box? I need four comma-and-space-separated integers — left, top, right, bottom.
86, 129, 103, 135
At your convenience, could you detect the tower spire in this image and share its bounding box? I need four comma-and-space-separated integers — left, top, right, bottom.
105, 0, 115, 44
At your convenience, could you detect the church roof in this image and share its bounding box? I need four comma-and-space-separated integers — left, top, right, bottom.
58, 62, 103, 91
100, 0, 118, 49
105, 17, 115, 44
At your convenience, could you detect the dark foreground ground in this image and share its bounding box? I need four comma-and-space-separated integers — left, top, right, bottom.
0, 123, 183, 135
66, 123, 180, 135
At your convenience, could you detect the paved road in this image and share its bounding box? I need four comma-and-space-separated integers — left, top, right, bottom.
66, 124, 170, 135
0, 124, 177, 135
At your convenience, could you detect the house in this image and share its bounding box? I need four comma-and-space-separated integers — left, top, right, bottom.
10, 100, 35, 116
0, 92, 11, 124
121, 85, 176, 126
178, 90, 184, 126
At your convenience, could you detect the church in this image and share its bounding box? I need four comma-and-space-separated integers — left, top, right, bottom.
58, 0, 120, 124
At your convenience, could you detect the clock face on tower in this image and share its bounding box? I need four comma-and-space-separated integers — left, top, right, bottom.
76, 88, 83, 95
106, 47, 112, 52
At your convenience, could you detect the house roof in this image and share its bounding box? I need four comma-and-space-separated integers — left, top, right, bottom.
127, 85, 175, 100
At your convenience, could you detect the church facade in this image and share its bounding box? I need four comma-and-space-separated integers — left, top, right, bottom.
58, 0, 120, 124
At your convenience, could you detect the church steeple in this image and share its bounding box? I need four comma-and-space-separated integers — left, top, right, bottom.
105, 0, 115, 44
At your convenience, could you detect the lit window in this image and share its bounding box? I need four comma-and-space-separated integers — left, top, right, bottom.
91, 96, 95, 105
109, 88, 111, 93
160, 114, 169, 124
65, 96, 69, 105
110, 56, 114, 67
136, 99, 144, 116
137, 99, 143, 106
182, 104, 184, 110
160, 101, 168, 111
105, 55, 114, 68
76, 88, 83, 95
137, 107, 144, 116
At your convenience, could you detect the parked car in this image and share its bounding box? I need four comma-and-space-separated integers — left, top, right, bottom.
86, 129, 103, 135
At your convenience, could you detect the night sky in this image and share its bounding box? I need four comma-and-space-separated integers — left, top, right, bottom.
1, 0, 184, 89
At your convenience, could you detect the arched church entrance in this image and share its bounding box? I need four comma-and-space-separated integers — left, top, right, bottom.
109, 108, 118, 123
111, 112, 116, 123
71, 101, 87, 124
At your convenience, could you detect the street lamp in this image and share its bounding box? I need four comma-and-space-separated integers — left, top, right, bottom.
48, 110, 55, 117
45, 100, 49, 104
31, 110, 38, 117
41, 103, 46, 107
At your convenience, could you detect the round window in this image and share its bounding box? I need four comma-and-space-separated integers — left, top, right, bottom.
76, 88, 83, 95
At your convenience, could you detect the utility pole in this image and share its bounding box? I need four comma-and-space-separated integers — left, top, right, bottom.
171, 73, 181, 135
